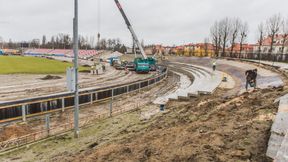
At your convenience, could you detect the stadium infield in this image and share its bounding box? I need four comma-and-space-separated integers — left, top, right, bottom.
0, 56, 88, 74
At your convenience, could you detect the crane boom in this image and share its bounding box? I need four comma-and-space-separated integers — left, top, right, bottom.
114, 0, 147, 59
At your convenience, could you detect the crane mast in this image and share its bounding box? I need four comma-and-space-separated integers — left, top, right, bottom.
114, 0, 147, 59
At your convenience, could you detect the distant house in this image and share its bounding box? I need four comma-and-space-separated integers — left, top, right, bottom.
168, 43, 215, 57
253, 34, 288, 54
126, 48, 133, 54
228, 43, 254, 53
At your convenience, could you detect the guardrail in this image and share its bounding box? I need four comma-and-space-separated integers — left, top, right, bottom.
0, 70, 168, 152
0, 70, 167, 123
0, 101, 147, 153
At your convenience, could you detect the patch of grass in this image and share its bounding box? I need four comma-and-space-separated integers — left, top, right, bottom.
0, 56, 88, 74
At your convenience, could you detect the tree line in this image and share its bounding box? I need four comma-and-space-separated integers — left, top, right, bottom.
0, 34, 127, 53
210, 14, 288, 57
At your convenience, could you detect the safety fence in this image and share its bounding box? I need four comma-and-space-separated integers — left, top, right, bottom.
0, 101, 147, 152
0, 70, 168, 152
0, 70, 167, 123
221, 52, 288, 63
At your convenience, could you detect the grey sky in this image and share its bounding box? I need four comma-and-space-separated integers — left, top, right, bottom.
0, 0, 288, 46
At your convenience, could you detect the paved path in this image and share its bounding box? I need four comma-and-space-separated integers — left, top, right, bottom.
170, 57, 284, 96
245, 59, 288, 70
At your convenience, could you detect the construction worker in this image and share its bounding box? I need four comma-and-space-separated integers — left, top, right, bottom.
245, 69, 258, 91
212, 60, 217, 71
102, 64, 106, 72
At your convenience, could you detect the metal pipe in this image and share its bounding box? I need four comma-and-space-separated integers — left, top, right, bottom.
73, 0, 80, 138
22, 105, 26, 122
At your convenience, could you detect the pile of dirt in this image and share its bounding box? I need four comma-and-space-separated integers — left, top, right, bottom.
41, 75, 62, 80
0, 124, 33, 142
65, 87, 287, 162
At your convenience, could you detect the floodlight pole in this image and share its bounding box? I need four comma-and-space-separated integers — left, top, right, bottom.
73, 0, 80, 138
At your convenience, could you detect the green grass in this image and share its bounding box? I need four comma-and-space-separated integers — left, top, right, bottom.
0, 56, 88, 74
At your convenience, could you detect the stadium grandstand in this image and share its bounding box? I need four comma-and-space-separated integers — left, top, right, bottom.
24, 48, 98, 59
0, 49, 21, 55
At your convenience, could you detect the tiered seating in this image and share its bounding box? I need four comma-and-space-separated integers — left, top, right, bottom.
24, 49, 53, 56
153, 63, 222, 105
24, 48, 98, 59
49, 49, 71, 57
78, 50, 98, 59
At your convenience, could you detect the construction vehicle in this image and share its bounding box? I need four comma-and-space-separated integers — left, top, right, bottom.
114, 0, 156, 73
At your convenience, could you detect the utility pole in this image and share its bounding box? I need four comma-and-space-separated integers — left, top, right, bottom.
73, 0, 80, 138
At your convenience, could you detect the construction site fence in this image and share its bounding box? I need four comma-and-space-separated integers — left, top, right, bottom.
0, 70, 168, 123
220, 52, 288, 63
0, 100, 149, 153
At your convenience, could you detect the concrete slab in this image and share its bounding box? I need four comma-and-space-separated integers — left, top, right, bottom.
175, 63, 222, 95
275, 132, 288, 162
267, 133, 285, 158
154, 62, 223, 105
153, 71, 191, 105
267, 95, 288, 159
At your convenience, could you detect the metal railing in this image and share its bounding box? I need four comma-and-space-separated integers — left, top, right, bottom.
0, 71, 167, 123
0, 71, 168, 152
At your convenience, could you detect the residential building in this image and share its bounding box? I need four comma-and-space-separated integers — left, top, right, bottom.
253, 34, 288, 54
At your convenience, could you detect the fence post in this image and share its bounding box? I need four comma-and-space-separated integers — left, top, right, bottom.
127, 85, 129, 93
62, 98, 65, 112
110, 89, 114, 117
148, 80, 150, 88
139, 82, 141, 92
22, 105, 26, 122
90, 93, 93, 104
45, 114, 50, 136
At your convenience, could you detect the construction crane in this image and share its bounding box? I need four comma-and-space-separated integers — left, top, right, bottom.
114, 0, 156, 73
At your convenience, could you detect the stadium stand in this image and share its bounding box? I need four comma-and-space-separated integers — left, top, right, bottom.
2, 49, 20, 55
24, 48, 98, 59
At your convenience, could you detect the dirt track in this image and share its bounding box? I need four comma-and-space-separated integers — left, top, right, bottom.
0, 64, 154, 101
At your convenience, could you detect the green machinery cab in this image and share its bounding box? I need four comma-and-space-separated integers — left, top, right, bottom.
147, 57, 157, 71
134, 58, 150, 73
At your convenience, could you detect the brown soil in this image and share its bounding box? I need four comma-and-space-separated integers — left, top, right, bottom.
0, 124, 33, 141
41, 75, 62, 80
44, 86, 286, 162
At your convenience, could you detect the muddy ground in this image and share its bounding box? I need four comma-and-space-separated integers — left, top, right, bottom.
67, 87, 287, 162
1, 85, 287, 162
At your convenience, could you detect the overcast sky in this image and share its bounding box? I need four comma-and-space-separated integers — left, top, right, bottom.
0, 0, 288, 46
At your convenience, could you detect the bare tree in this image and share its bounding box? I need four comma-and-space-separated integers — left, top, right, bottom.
257, 22, 265, 55
89, 36, 95, 49
239, 22, 249, 56
210, 21, 222, 57
50, 36, 55, 49
266, 14, 283, 53
204, 38, 210, 57
281, 18, 288, 54
219, 18, 232, 57
41, 35, 46, 48
0, 36, 3, 49
229, 18, 241, 56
